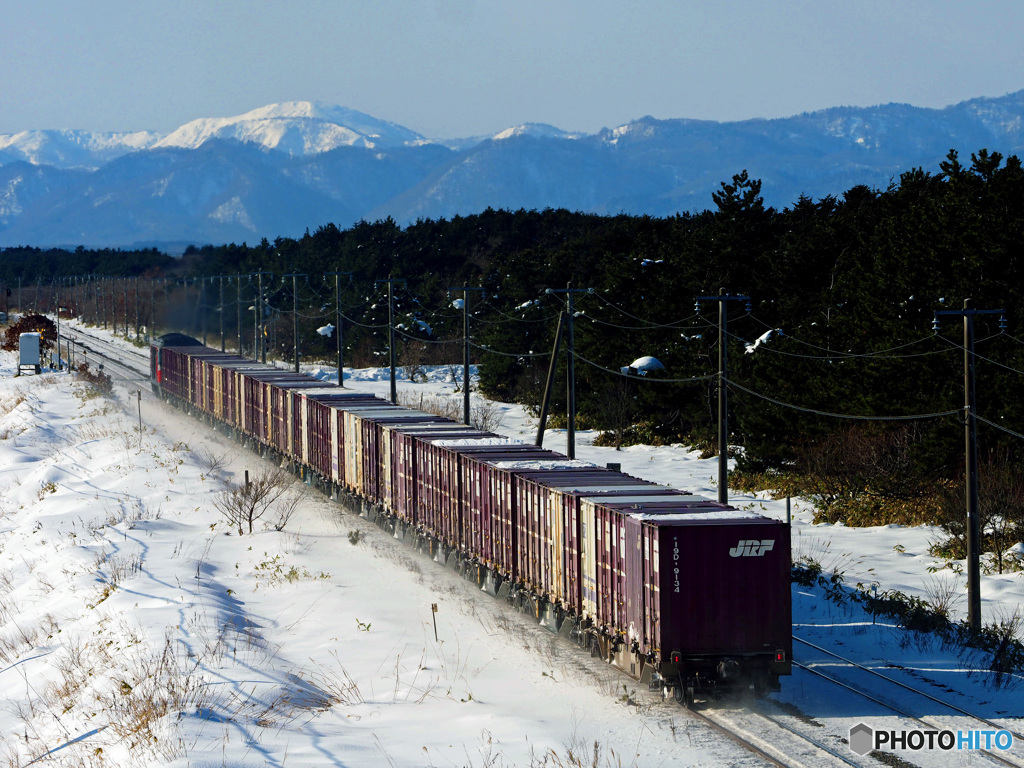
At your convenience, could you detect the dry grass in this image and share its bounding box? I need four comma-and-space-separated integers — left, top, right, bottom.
397, 391, 505, 432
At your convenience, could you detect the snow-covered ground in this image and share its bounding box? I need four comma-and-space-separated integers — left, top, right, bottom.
0, 331, 1021, 767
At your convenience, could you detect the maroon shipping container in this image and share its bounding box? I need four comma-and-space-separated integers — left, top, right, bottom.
387, 426, 480, 527
636, 513, 791, 668
579, 494, 721, 633
240, 372, 311, 447
380, 420, 464, 519
509, 473, 660, 606
293, 389, 382, 481
461, 452, 583, 578
268, 380, 332, 459
413, 433, 509, 547
352, 409, 438, 506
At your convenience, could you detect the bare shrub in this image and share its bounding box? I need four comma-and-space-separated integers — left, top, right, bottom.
398, 391, 505, 432
935, 451, 1024, 573
214, 467, 298, 534
75, 362, 113, 394
193, 445, 230, 478
922, 574, 963, 620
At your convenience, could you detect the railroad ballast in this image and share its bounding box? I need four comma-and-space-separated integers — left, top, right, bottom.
151, 333, 792, 705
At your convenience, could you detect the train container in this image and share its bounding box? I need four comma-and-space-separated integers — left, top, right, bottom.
511, 468, 610, 601
507, 472, 662, 609
576, 494, 721, 636
293, 390, 383, 483
552, 482, 689, 612
214, 361, 269, 431
414, 436, 554, 555
626, 510, 791, 698
205, 356, 249, 425
322, 394, 387, 487
378, 419, 459, 517
351, 409, 440, 508
267, 380, 327, 459
387, 426, 487, 529
229, 369, 288, 445
462, 454, 586, 581
150, 334, 206, 399
414, 434, 509, 550
341, 406, 399, 496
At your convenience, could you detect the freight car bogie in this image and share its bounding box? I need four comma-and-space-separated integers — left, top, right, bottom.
658, 656, 783, 708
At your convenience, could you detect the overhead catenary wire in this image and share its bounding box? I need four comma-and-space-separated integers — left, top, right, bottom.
468, 340, 551, 358
974, 414, 1024, 442
585, 291, 706, 329
723, 377, 963, 422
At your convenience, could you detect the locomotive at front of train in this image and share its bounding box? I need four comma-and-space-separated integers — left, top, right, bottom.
150, 333, 204, 396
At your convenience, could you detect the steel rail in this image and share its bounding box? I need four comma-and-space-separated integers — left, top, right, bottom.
792, 660, 1023, 768
794, 636, 1024, 741
689, 704, 868, 768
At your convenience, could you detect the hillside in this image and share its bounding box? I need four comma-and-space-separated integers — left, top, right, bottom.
1, 92, 1023, 247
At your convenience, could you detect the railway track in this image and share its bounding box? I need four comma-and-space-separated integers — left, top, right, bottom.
791, 635, 1024, 768
687, 703, 870, 768
62, 326, 155, 382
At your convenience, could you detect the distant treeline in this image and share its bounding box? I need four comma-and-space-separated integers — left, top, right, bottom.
5, 149, 1024, 529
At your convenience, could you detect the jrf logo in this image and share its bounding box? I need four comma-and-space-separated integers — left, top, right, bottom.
728, 539, 775, 557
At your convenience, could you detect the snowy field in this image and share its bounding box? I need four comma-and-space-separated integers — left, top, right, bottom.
0, 332, 1021, 767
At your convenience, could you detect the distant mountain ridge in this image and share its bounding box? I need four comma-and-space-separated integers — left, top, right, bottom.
1, 92, 1023, 248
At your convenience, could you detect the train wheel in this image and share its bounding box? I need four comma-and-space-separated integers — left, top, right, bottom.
674, 682, 695, 709
752, 672, 773, 699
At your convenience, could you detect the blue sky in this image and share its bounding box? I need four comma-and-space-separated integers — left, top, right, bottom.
3, 0, 1022, 138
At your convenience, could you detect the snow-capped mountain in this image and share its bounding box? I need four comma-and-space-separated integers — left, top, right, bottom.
0, 129, 163, 169
1, 92, 1023, 248
492, 123, 579, 141
152, 101, 426, 155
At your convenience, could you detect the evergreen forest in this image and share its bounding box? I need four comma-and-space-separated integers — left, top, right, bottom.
3, 148, 1024, 543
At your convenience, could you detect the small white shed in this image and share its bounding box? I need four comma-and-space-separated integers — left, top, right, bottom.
17, 332, 41, 376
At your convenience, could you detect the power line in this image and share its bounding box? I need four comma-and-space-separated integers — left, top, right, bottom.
974, 413, 1024, 442
724, 377, 962, 422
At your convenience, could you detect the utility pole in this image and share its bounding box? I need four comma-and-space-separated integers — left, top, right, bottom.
54, 279, 61, 370
208, 275, 229, 351
282, 273, 306, 373
236, 274, 243, 354
250, 271, 273, 363
326, 272, 353, 387
149, 278, 156, 343
544, 283, 593, 459
696, 290, 751, 504
134, 277, 140, 340
376, 278, 406, 404
199, 277, 208, 346
449, 286, 485, 425
934, 299, 1005, 632
535, 312, 566, 448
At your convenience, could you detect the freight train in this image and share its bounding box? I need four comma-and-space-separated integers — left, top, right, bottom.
151, 333, 791, 706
